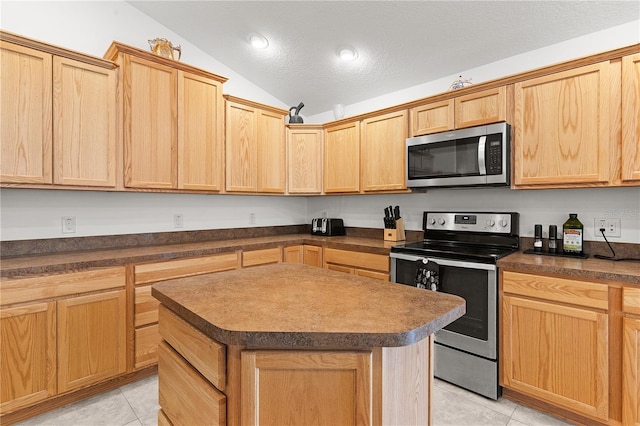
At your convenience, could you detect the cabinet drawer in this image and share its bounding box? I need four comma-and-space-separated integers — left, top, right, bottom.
135, 324, 160, 369
0, 267, 125, 306
356, 269, 389, 281
623, 287, 640, 315
135, 253, 238, 285
135, 285, 160, 327
502, 271, 608, 310
242, 247, 281, 267
324, 248, 389, 273
159, 305, 226, 390
158, 341, 226, 426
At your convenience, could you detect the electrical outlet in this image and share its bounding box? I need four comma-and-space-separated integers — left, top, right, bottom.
173, 214, 183, 228
594, 218, 621, 237
62, 216, 76, 234
250, 212, 256, 224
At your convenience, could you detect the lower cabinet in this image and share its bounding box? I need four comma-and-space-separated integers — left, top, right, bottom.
323, 247, 389, 281
133, 253, 238, 369
501, 270, 610, 422
57, 290, 126, 393
283, 244, 323, 267
0, 302, 57, 413
241, 247, 281, 267
241, 350, 372, 425
0, 267, 126, 415
623, 287, 640, 426
157, 304, 432, 426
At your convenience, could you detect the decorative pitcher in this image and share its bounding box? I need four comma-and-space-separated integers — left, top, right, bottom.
148, 38, 181, 61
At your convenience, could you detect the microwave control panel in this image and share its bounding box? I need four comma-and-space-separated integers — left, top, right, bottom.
485, 138, 503, 175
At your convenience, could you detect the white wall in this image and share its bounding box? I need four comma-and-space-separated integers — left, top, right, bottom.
0, 190, 307, 240
307, 187, 640, 244
0, 2, 639, 244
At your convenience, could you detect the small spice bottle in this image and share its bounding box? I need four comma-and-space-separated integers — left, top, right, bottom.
563, 214, 583, 255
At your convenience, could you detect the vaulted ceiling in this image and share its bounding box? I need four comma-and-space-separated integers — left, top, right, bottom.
128, 1, 639, 116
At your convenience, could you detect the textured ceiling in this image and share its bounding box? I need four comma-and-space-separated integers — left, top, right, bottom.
128, 1, 639, 116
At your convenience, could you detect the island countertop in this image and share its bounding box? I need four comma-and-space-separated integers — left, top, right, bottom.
152, 263, 465, 349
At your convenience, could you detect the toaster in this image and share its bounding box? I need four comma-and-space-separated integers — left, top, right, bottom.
311, 218, 345, 236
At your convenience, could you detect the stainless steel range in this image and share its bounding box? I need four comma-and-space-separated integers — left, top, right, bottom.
390, 211, 519, 399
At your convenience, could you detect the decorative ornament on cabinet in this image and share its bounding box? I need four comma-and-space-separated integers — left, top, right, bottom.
148, 38, 181, 61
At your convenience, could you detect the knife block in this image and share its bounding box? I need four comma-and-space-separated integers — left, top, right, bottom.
384, 218, 406, 241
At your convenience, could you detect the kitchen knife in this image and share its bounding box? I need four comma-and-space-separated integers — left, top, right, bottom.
394, 206, 400, 219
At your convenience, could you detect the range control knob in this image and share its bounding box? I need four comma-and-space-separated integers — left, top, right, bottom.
486, 219, 495, 227
499, 219, 509, 228
428, 218, 436, 225
438, 218, 446, 226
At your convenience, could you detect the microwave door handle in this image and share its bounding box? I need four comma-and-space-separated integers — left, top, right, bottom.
478, 135, 487, 175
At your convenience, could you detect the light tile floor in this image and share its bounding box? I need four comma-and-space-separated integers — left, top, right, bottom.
15, 375, 574, 426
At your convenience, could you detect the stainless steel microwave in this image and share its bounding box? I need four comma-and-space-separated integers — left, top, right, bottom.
406, 122, 510, 188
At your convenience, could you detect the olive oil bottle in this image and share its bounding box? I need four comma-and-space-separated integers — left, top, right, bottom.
563, 213, 584, 255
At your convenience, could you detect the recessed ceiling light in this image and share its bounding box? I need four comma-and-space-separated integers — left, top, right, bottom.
249, 33, 269, 49
339, 47, 358, 61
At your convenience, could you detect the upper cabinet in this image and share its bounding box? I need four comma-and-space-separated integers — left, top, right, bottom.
513, 62, 610, 188
410, 87, 507, 136
1, 32, 117, 187
224, 96, 288, 193
622, 53, 640, 184
361, 110, 408, 192
105, 42, 226, 191
286, 125, 323, 194
324, 121, 360, 193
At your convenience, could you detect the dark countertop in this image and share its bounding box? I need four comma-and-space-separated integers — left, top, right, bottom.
498, 251, 640, 285
152, 263, 466, 349
2, 227, 638, 287
0, 234, 401, 277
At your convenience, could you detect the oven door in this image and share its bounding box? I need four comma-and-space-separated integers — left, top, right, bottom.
390, 252, 497, 360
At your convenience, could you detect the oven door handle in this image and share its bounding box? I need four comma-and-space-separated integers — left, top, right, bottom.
391, 252, 496, 271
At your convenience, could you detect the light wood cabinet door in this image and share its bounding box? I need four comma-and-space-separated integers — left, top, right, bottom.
622, 53, 640, 183
324, 121, 360, 193
53, 56, 117, 187
361, 109, 407, 192
502, 294, 609, 421
283, 245, 304, 263
241, 350, 372, 425
57, 289, 126, 393
287, 125, 322, 194
410, 99, 454, 136
0, 302, 56, 414
513, 62, 610, 187
0, 41, 52, 184
225, 101, 257, 192
257, 108, 286, 193
454, 86, 507, 129
623, 316, 640, 426
303, 245, 323, 267
123, 54, 177, 189
177, 71, 224, 191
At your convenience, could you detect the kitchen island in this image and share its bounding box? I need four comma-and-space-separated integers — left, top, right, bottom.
152, 263, 465, 426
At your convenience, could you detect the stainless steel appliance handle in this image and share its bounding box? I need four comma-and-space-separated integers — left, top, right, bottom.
390, 252, 496, 271
478, 135, 487, 175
